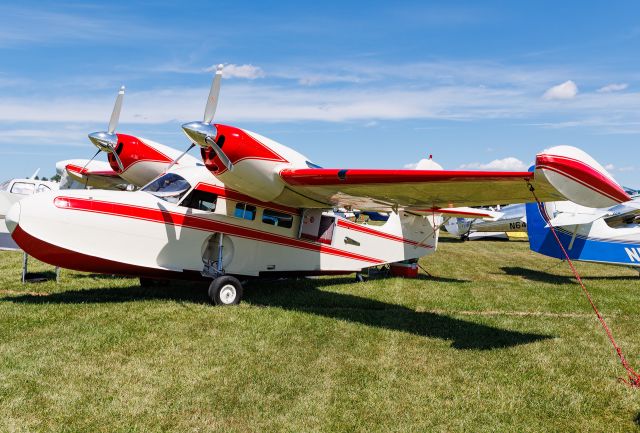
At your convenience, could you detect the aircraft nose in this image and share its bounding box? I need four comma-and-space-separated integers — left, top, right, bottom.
5, 202, 20, 234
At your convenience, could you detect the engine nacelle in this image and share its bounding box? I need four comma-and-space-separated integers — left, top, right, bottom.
201, 125, 308, 202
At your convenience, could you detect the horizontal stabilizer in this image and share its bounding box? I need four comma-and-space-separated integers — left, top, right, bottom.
545, 211, 605, 228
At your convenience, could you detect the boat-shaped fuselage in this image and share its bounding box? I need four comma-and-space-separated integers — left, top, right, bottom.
9, 168, 438, 279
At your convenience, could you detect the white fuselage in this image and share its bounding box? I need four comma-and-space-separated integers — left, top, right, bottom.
9, 166, 438, 278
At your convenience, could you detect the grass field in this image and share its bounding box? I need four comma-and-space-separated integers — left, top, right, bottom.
1, 237, 640, 432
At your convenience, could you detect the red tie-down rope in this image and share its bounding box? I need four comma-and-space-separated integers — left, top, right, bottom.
528, 182, 640, 387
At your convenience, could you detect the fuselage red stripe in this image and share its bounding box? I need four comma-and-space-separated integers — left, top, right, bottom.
335, 218, 425, 247
279, 168, 534, 186
53, 197, 384, 264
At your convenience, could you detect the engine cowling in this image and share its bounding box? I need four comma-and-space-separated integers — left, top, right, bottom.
200, 125, 307, 202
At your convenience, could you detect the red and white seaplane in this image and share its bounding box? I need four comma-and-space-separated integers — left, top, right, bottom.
6, 66, 630, 305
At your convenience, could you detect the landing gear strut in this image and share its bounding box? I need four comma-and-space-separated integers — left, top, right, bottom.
208, 275, 243, 306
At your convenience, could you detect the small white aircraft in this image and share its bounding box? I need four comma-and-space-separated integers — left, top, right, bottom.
445, 203, 527, 240
6, 66, 630, 305
526, 197, 640, 269
0, 172, 59, 250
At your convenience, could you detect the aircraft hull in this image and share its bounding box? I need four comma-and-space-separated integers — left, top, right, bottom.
9, 188, 437, 279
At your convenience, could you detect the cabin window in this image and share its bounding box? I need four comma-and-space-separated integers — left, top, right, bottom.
180, 189, 217, 212
305, 160, 323, 169
234, 203, 256, 220
141, 173, 191, 203
36, 184, 52, 193
10, 182, 35, 195
262, 209, 293, 228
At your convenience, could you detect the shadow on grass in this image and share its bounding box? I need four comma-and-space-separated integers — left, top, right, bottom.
501, 266, 639, 284
243, 278, 551, 350
361, 274, 469, 283
3, 276, 551, 350
71, 273, 135, 280
3, 282, 210, 305
23, 271, 58, 282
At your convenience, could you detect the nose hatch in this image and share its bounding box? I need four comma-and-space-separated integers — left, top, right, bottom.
5, 202, 20, 234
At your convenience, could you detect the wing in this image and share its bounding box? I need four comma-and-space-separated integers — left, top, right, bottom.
278, 146, 629, 210
60, 160, 126, 190
279, 168, 564, 210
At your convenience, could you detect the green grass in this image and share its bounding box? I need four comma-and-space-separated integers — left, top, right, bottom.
2, 237, 640, 432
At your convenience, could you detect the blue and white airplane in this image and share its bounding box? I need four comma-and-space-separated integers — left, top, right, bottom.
526, 197, 640, 268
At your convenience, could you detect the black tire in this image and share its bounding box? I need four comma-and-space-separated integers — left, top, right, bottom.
355, 272, 365, 283
208, 276, 243, 306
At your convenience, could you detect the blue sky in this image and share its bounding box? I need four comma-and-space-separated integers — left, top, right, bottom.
1, 1, 639, 185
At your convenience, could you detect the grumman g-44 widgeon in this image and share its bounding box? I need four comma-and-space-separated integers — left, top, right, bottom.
5, 66, 630, 305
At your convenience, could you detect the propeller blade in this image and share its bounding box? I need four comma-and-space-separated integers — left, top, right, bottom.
110, 150, 125, 172
205, 136, 234, 172
108, 85, 125, 134
81, 149, 102, 173
203, 64, 223, 124
165, 143, 195, 172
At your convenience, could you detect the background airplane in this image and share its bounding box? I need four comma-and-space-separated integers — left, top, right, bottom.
526, 198, 640, 269
0, 172, 58, 250
445, 203, 527, 240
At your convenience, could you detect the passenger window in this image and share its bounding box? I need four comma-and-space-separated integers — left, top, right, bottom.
180, 189, 217, 212
10, 182, 35, 195
36, 184, 52, 193
234, 203, 256, 220
262, 209, 293, 228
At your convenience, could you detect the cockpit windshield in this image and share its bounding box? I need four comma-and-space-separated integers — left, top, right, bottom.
0, 180, 10, 191
141, 173, 191, 203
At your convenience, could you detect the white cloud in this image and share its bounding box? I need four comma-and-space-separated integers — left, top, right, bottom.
604, 163, 615, 171
403, 158, 443, 170
209, 64, 265, 80
0, 5, 167, 47
597, 83, 628, 93
0, 61, 639, 126
543, 80, 578, 100
459, 157, 528, 171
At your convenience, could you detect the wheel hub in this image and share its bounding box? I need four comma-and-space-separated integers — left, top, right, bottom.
219, 284, 237, 304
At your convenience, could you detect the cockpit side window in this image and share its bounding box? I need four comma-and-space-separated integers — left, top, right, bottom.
10, 182, 35, 195
141, 173, 191, 203
36, 184, 52, 193
180, 189, 217, 212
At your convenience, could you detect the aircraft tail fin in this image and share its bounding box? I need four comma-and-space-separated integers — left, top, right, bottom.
525, 201, 565, 260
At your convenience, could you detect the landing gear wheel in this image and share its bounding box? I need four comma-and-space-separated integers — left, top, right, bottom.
208, 276, 243, 306
355, 272, 365, 283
